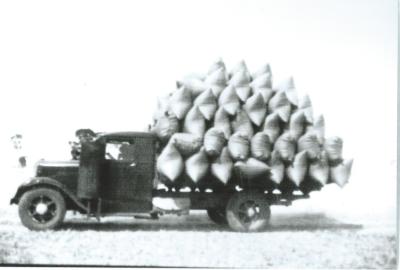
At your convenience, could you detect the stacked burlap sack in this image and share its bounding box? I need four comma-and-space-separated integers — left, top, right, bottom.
151, 59, 353, 194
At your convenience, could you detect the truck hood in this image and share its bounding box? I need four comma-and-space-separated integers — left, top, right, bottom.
35, 160, 80, 192
35, 160, 80, 177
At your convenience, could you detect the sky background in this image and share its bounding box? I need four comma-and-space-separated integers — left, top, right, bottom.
0, 0, 397, 221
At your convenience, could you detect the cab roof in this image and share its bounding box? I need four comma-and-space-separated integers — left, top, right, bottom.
96, 131, 157, 142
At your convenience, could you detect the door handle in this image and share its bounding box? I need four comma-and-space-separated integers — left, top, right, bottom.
130, 162, 136, 167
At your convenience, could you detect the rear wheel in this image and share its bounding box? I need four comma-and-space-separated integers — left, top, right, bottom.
18, 188, 66, 231
207, 208, 227, 225
226, 191, 271, 232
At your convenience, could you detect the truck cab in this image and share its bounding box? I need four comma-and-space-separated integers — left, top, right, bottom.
11, 132, 158, 230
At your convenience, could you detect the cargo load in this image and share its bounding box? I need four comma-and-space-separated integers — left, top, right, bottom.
150, 59, 352, 193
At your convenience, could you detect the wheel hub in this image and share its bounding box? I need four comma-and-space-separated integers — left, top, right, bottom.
247, 207, 256, 218
237, 200, 261, 223
35, 203, 48, 215
227, 192, 271, 232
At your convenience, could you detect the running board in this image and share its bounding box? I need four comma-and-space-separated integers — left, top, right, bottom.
133, 213, 159, 220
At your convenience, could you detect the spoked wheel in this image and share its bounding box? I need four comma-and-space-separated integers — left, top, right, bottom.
226, 191, 271, 232
207, 208, 227, 225
18, 188, 66, 231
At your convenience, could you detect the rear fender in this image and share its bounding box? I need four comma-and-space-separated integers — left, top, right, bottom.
10, 177, 88, 212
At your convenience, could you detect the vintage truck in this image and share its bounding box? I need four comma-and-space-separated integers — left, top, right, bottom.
10, 131, 308, 232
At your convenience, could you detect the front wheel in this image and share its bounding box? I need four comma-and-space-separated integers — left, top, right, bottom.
18, 188, 66, 231
226, 191, 271, 232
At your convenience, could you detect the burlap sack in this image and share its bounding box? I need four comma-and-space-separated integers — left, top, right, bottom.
153, 94, 170, 120
235, 86, 252, 103
309, 151, 329, 185
153, 114, 179, 142
284, 88, 299, 107
232, 109, 254, 138
194, 89, 217, 120
213, 107, 232, 139
228, 132, 250, 161
229, 60, 251, 79
251, 132, 272, 161
234, 158, 270, 179
299, 95, 313, 123
244, 93, 267, 126
183, 106, 206, 136
274, 132, 296, 162
306, 115, 325, 144
269, 150, 285, 185
289, 110, 306, 140
204, 127, 226, 157
253, 87, 275, 104
185, 148, 209, 184
298, 132, 321, 160
324, 136, 343, 161
252, 63, 271, 79
207, 58, 226, 75
211, 147, 233, 185
157, 142, 184, 182
171, 133, 203, 157
209, 85, 226, 99
268, 91, 291, 122
168, 86, 192, 120
286, 151, 308, 187
205, 67, 228, 97
270, 88, 287, 107
218, 85, 241, 115
179, 77, 207, 98
276, 105, 291, 123
250, 73, 272, 89
273, 77, 295, 92
330, 159, 353, 187
205, 67, 227, 86
230, 69, 252, 102
262, 112, 281, 143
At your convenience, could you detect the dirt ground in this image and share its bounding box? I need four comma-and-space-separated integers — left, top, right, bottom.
0, 204, 396, 268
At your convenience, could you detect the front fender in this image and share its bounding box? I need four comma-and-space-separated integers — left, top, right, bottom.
10, 177, 87, 212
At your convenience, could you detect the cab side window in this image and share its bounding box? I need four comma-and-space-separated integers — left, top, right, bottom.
105, 141, 136, 162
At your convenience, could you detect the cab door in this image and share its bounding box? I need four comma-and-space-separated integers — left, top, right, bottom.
100, 138, 153, 213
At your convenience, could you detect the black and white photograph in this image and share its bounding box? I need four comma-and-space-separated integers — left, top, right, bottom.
0, 0, 397, 268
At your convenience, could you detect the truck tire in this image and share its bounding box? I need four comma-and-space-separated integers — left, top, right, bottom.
207, 208, 227, 225
226, 191, 271, 232
18, 188, 66, 231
